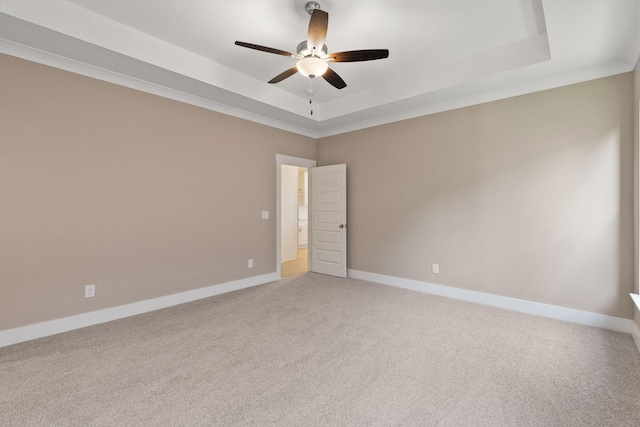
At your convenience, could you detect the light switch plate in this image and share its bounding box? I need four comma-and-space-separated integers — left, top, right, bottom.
85, 284, 96, 298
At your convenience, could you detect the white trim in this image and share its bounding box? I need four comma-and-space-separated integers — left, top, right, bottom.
349, 270, 637, 335
0, 39, 318, 139
631, 321, 640, 356
0, 272, 278, 349
275, 154, 317, 168
316, 62, 632, 138
275, 155, 316, 279
631, 296, 640, 354
1, 35, 632, 140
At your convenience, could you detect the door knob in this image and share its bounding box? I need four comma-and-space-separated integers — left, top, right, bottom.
339, 224, 346, 228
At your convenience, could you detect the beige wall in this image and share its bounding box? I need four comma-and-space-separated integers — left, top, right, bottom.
1, 50, 637, 331
318, 73, 634, 318
0, 54, 316, 330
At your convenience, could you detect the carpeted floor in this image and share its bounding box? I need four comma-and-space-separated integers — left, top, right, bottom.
1, 273, 639, 426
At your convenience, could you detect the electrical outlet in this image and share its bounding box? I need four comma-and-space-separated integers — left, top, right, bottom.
248, 259, 254, 268
85, 284, 96, 298
261, 211, 269, 220
432, 264, 439, 274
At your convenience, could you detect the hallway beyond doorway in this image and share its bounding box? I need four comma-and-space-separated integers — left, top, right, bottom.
281, 248, 308, 278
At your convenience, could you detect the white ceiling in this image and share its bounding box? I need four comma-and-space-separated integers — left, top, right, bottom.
0, 0, 638, 138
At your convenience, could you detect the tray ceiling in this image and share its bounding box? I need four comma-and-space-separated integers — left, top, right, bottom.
0, 0, 638, 137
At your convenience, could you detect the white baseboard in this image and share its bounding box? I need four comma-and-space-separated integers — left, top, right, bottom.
4, 271, 638, 354
631, 322, 640, 355
348, 270, 636, 335
631, 295, 640, 354
0, 272, 279, 349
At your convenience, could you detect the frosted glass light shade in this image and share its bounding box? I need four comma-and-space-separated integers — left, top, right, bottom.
296, 57, 328, 78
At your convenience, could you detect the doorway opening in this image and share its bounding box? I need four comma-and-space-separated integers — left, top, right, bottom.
276, 154, 316, 279
281, 165, 309, 277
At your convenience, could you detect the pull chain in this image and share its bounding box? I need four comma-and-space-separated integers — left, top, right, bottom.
305, 77, 315, 116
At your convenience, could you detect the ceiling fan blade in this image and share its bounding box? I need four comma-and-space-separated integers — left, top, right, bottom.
322, 67, 347, 89
235, 41, 294, 58
307, 9, 328, 53
329, 49, 389, 62
268, 67, 299, 84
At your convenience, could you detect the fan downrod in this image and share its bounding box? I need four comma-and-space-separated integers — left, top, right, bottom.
305, 2, 321, 15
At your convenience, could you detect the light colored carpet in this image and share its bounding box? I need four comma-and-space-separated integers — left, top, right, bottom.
1, 273, 639, 426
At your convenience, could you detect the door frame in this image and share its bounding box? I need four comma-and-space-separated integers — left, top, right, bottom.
276, 154, 317, 278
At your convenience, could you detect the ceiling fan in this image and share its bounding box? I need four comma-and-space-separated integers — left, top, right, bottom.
234, 1, 389, 91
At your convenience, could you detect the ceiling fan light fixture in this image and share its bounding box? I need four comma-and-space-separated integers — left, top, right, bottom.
296, 57, 329, 78
235, 1, 388, 90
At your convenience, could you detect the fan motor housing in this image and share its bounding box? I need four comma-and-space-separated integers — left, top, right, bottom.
297, 41, 328, 57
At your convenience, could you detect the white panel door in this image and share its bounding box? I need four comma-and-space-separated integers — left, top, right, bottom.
310, 164, 347, 278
